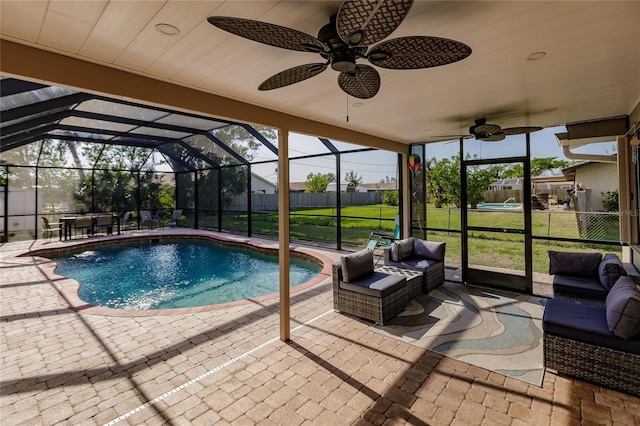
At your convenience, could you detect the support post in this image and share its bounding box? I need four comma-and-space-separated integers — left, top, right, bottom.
278, 129, 290, 342
401, 151, 410, 238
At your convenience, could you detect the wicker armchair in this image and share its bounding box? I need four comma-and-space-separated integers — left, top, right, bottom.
332, 250, 408, 325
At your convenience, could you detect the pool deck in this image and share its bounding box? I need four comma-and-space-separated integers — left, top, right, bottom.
1, 229, 638, 425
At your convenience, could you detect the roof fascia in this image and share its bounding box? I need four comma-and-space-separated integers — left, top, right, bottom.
0, 40, 406, 153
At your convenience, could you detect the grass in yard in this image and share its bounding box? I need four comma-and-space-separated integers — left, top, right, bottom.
202, 205, 620, 274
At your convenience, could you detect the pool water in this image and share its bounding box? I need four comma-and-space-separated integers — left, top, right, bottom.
476, 203, 523, 210
53, 240, 320, 310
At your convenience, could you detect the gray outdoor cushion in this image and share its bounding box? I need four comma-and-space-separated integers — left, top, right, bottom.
339, 272, 406, 298
388, 258, 440, 273
543, 299, 640, 354
391, 238, 414, 261
552, 274, 609, 299
414, 239, 446, 262
548, 250, 602, 278
598, 253, 627, 290
341, 250, 374, 283
605, 276, 640, 340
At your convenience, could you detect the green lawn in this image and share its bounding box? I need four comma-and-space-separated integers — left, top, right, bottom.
200, 204, 621, 274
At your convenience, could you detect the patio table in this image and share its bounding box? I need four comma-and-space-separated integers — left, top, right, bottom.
60, 215, 121, 240
60, 216, 76, 241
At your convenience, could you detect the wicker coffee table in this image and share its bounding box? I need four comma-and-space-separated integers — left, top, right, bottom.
375, 265, 423, 300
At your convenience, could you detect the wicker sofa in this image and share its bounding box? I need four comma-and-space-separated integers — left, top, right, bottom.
383, 237, 445, 293
543, 251, 640, 396
333, 249, 408, 325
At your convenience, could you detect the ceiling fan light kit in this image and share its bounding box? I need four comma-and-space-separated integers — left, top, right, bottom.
207, 0, 471, 99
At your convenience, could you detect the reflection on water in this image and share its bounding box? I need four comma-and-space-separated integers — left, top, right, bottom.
55, 241, 319, 310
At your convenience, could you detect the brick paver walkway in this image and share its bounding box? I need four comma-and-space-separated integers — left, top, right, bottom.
1, 230, 638, 425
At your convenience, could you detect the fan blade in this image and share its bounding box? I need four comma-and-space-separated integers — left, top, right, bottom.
474, 123, 502, 135
502, 126, 543, 135
336, 0, 413, 46
337, 64, 380, 99
258, 63, 328, 91
368, 36, 472, 69
207, 16, 325, 53
479, 133, 506, 142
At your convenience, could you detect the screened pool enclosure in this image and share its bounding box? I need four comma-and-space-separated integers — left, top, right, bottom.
1, 77, 401, 246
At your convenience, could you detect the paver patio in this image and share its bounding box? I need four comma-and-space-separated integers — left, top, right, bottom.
1, 230, 638, 425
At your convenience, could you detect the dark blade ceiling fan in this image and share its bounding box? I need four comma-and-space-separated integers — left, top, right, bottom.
469, 118, 543, 141
207, 0, 472, 99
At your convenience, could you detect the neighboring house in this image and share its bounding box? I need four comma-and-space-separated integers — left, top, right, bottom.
289, 182, 307, 193
489, 178, 524, 190
326, 182, 359, 192
531, 175, 574, 193
531, 175, 575, 205
251, 174, 277, 194
359, 182, 397, 192
562, 161, 618, 211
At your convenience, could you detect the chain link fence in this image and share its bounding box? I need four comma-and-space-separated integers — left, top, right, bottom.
574, 211, 620, 241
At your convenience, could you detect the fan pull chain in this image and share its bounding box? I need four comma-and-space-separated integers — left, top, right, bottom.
346, 95, 349, 123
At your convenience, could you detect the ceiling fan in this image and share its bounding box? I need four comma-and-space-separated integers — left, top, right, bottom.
469, 118, 543, 141
207, 0, 472, 99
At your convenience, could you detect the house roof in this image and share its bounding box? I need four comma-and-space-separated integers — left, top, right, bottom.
289, 182, 307, 192
359, 183, 397, 191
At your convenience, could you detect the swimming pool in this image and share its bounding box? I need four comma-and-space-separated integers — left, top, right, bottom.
476, 202, 523, 210
51, 239, 321, 310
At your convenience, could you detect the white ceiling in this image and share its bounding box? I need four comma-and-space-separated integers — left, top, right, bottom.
1, 0, 639, 145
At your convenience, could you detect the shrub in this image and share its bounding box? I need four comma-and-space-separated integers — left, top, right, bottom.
382, 190, 399, 206
601, 190, 619, 212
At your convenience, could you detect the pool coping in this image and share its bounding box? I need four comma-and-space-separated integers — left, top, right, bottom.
22, 231, 333, 317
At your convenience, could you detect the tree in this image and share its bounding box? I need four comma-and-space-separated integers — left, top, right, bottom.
171, 125, 275, 209
305, 172, 330, 193
71, 144, 172, 213
424, 156, 458, 207
503, 157, 569, 178
466, 165, 495, 208
424, 155, 494, 208
344, 170, 363, 187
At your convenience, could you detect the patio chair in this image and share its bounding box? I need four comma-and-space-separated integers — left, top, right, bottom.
153, 210, 165, 228
73, 215, 93, 238
95, 214, 114, 235
365, 216, 400, 264
333, 249, 408, 325
140, 210, 154, 229
41, 217, 62, 241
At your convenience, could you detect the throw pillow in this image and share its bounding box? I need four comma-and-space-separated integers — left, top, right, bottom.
548, 251, 602, 278
341, 250, 373, 283
414, 239, 446, 262
598, 253, 628, 290
605, 276, 640, 340
391, 237, 414, 261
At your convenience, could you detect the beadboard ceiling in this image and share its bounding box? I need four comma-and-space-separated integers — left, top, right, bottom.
1, 0, 639, 144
